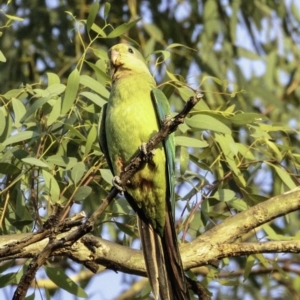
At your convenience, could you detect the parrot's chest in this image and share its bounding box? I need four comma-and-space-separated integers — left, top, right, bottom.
106, 85, 160, 169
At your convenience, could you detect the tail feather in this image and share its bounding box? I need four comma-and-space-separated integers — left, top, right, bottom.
138, 214, 190, 300
138, 218, 171, 300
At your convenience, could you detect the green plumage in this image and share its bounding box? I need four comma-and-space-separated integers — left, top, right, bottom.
99, 43, 190, 300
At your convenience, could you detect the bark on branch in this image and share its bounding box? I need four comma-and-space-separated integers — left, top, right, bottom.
1, 187, 300, 280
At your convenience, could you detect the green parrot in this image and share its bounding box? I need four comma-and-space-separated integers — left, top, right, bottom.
99, 43, 190, 300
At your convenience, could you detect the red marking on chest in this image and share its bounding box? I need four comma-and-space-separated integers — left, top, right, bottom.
116, 156, 125, 172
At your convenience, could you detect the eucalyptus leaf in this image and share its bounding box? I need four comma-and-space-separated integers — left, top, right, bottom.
45, 267, 88, 298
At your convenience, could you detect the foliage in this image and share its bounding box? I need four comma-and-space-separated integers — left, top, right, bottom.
0, 1, 300, 299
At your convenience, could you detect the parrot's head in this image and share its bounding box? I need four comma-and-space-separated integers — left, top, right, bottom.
109, 43, 151, 79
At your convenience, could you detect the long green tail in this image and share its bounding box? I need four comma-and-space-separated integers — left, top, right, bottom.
138, 210, 190, 300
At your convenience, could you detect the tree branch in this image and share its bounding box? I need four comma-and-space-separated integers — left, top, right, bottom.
1, 187, 300, 281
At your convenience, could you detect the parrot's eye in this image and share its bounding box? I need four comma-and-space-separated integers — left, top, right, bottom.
128, 48, 134, 54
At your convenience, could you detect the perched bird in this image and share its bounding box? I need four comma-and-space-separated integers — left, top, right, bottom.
99, 43, 190, 300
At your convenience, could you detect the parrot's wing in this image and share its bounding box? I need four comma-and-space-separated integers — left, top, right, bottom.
98, 103, 115, 174
151, 88, 189, 299
151, 88, 175, 214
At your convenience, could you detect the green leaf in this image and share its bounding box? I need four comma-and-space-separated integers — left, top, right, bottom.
177, 86, 196, 102
20, 97, 50, 123
70, 162, 86, 185
107, 18, 141, 38
42, 170, 60, 202
4, 14, 24, 21
179, 146, 189, 175
46, 83, 66, 96
86, 2, 99, 33
267, 163, 297, 190
215, 133, 246, 186
80, 91, 107, 108
103, 2, 111, 19
115, 221, 136, 237
61, 68, 80, 115
100, 168, 113, 185
90, 23, 106, 37
25, 293, 35, 300
2, 131, 39, 147
186, 115, 231, 134
45, 267, 88, 298
22, 157, 49, 168
144, 24, 163, 41
63, 123, 86, 141
0, 109, 5, 136
112, 199, 131, 214
47, 97, 61, 126
85, 126, 97, 156
46, 155, 77, 168
0, 272, 17, 288
236, 143, 255, 160
47, 72, 61, 85
74, 186, 92, 201
175, 136, 208, 148
12, 98, 26, 127
3, 88, 23, 100
227, 198, 248, 211
230, 113, 267, 125
211, 189, 235, 202
80, 75, 109, 99
0, 261, 15, 273
93, 48, 109, 60
254, 254, 269, 268
0, 50, 6, 62
244, 255, 255, 280
86, 61, 111, 83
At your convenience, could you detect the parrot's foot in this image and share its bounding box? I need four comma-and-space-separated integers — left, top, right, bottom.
112, 176, 124, 194
139, 142, 155, 163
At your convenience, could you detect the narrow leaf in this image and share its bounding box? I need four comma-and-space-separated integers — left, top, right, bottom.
268, 163, 297, 190
22, 158, 49, 168
74, 186, 92, 201
0, 51, 6, 62
47, 83, 66, 96
80, 91, 107, 108
186, 115, 231, 134
211, 189, 235, 202
20, 97, 50, 122
70, 162, 86, 185
175, 136, 208, 148
85, 126, 97, 156
0, 109, 5, 136
61, 69, 80, 115
104, 3, 111, 19
80, 75, 109, 99
107, 18, 141, 38
86, 2, 99, 33
47, 97, 61, 126
100, 168, 113, 185
2, 131, 39, 147
12, 98, 26, 127
45, 267, 88, 298
47, 72, 60, 85
179, 146, 189, 175
42, 170, 60, 202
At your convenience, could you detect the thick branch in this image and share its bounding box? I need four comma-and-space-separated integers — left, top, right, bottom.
183, 186, 300, 269
1, 187, 300, 278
